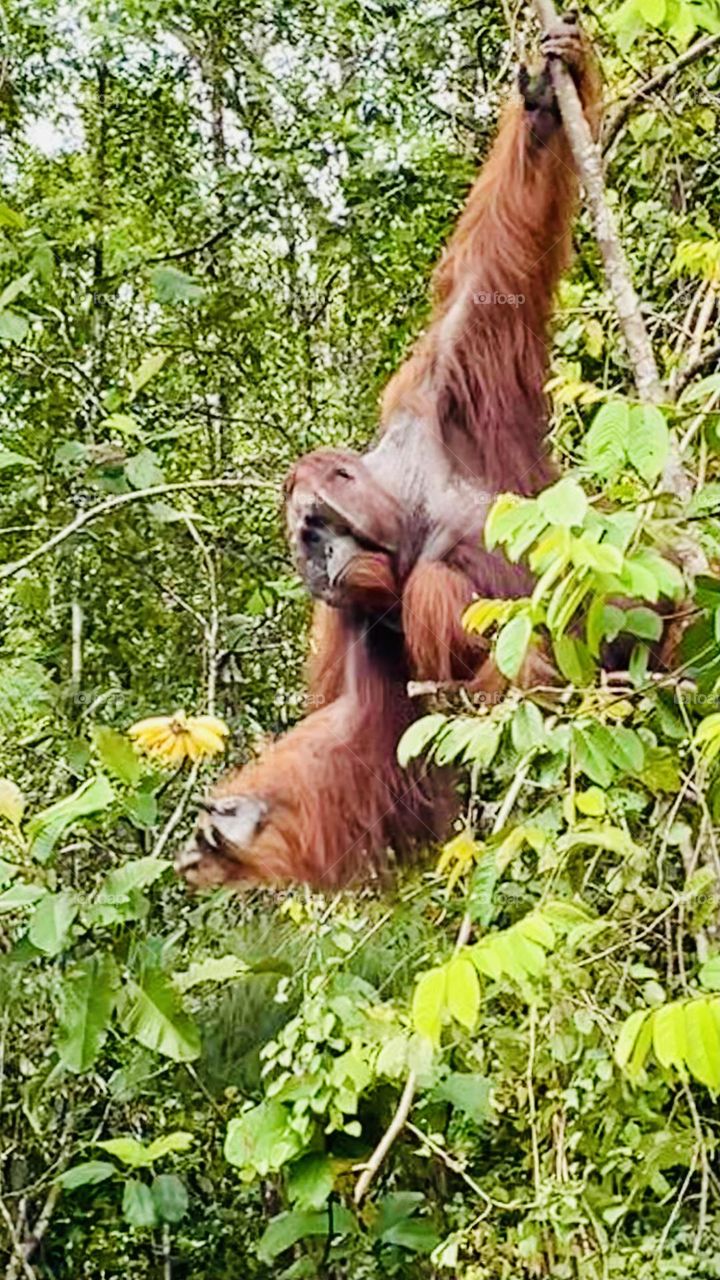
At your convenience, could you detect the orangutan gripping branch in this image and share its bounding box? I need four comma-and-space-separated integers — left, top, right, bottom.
176, 16, 602, 890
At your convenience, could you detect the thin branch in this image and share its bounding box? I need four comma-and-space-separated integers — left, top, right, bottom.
353, 1070, 417, 1205
146, 222, 240, 265
353, 753, 535, 1203
152, 760, 202, 860
603, 31, 720, 152
181, 512, 220, 714
527, 1004, 541, 1195
5, 1113, 73, 1280
531, 0, 689, 499
0, 476, 273, 582
674, 341, 720, 397
0, 1196, 36, 1280
405, 1121, 530, 1210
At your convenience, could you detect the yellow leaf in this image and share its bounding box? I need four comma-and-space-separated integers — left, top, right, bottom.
651, 1001, 686, 1072
412, 966, 447, 1046
0, 778, 25, 828
445, 956, 480, 1031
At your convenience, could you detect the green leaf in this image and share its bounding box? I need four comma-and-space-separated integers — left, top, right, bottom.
511, 701, 545, 751
379, 1218, 439, 1253
681, 374, 720, 406
92, 726, 141, 785
397, 714, 447, 767
623, 606, 663, 641
129, 351, 168, 398
652, 1001, 687, 1071
151, 265, 205, 304
225, 1101, 304, 1179
608, 726, 645, 774
468, 850, 498, 926
574, 724, 615, 787
125, 448, 165, 490
435, 1072, 491, 1124
174, 954, 248, 992
537, 477, 587, 527
553, 635, 594, 686
412, 966, 447, 1045
0, 446, 36, 470
287, 1154, 334, 1210
627, 404, 669, 482
0, 270, 33, 311
495, 610, 532, 680
57, 953, 118, 1073
95, 856, 170, 905
699, 956, 720, 991
445, 955, 480, 1030
28, 775, 115, 863
615, 1009, 649, 1070
0, 310, 29, 343
97, 1138, 150, 1168
0, 883, 46, 913
58, 1161, 116, 1190
0, 777, 25, 826
484, 493, 525, 549
461, 721, 501, 767
101, 412, 141, 437
637, 0, 665, 25
122, 1178, 157, 1228
0, 203, 25, 228
151, 1174, 189, 1223
376, 1034, 408, 1079
584, 401, 630, 477
145, 1132, 194, 1162
118, 970, 200, 1062
373, 1191, 424, 1235
571, 536, 623, 575
257, 1208, 355, 1264
28, 890, 79, 955
683, 999, 720, 1091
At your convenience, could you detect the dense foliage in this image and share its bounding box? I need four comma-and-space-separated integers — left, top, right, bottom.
1, 0, 720, 1276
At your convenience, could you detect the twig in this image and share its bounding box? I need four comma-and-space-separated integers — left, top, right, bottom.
146, 222, 241, 265
603, 31, 720, 151
162, 1222, 172, 1280
181, 512, 219, 713
674, 341, 720, 396
5, 1113, 73, 1280
353, 1069, 417, 1204
531, 0, 689, 499
0, 1196, 35, 1280
405, 1121, 530, 1211
527, 1004, 541, 1195
353, 753, 535, 1203
677, 283, 718, 395
152, 761, 202, 859
0, 476, 272, 581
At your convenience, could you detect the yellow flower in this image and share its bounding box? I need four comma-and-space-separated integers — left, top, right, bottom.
128, 710, 229, 765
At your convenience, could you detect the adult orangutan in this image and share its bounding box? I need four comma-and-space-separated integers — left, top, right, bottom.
176, 15, 602, 889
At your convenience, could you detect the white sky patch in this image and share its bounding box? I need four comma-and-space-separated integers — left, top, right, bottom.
25, 111, 85, 156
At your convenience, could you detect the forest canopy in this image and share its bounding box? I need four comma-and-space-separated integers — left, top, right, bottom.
1, 0, 720, 1277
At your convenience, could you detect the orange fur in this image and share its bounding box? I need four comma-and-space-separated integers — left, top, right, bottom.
179, 31, 603, 890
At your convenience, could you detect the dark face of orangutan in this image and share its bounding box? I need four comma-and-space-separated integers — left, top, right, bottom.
285, 446, 403, 614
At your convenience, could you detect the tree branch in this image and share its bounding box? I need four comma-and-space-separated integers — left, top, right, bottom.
603, 31, 720, 152
531, 0, 690, 499
674, 341, 720, 397
0, 476, 274, 582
